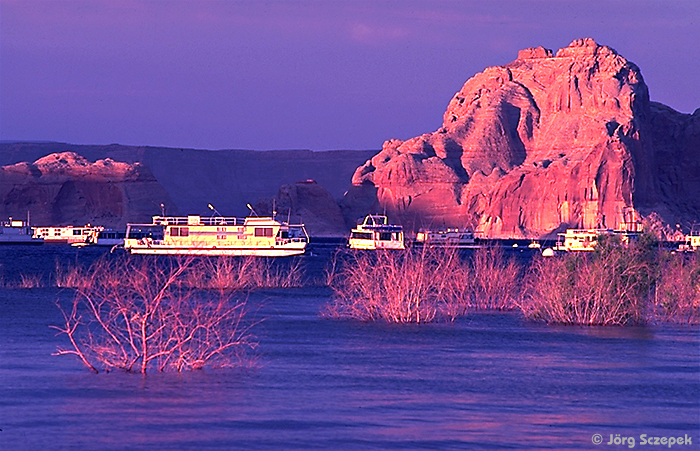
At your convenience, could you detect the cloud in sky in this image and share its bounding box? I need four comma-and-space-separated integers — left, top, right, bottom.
1, 0, 699, 150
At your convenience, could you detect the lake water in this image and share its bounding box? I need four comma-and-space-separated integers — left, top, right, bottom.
1, 245, 698, 450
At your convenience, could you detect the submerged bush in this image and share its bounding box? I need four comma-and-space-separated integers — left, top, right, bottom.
463, 247, 521, 310
55, 260, 91, 289
323, 247, 521, 323
53, 256, 260, 373
16, 273, 45, 289
183, 256, 304, 290
519, 235, 656, 325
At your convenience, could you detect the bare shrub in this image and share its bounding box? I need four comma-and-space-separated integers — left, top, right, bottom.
323, 247, 520, 323
17, 273, 44, 289
185, 257, 305, 290
324, 248, 442, 323
52, 256, 258, 373
519, 236, 654, 325
321, 249, 342, 287
55, 261, 91, 288
240, 257, 304, 289
462, 247, 521, 310
653, 252, 700, 324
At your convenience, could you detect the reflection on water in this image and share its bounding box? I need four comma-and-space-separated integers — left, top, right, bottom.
0, 246, 698, 450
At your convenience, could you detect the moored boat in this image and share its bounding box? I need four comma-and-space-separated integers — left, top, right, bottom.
71, 229, 126, 247
0, 218, 43, 244
415, 228, 478, 248
33, 225, 103, 245
123, 214, 308, 256
348, 215, 405, 250
555, 228, 641, 252
95, 229, 126, 246
679, 226, 700, 252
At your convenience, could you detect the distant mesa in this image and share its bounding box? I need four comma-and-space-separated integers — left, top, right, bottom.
343, 38, 700, 238
0, 152, 176, 227
0, 142, 376, 230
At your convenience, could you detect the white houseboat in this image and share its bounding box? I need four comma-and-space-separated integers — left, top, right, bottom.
93, 229, 126, 246
123, 214, 308, 256
33, 225, 104, 245
348, 215, 405, 250
555, 228, 641, 252
680, 226, 700, 252
70, 229, 126, 247
0, 218, 42, 244
415, 228, 477, 248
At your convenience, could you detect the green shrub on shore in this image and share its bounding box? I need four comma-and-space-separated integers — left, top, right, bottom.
653, 252, 700, 324
519, 234, 700, 325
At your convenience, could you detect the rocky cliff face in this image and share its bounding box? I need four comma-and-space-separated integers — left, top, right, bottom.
254, 180, 347, 237
345, 38, 700, 237
0, 152, 176, 227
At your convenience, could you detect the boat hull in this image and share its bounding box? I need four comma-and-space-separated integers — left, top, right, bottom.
125, 244, 306, 257
0, 236, 43, 244
348, 238, 405, 250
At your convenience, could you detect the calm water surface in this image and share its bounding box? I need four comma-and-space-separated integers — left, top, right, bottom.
1, 245, 698, 450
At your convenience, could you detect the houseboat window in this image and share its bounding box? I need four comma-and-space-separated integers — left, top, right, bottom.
127, 225, 164, 240
288, 227, 306, 239
170, 227, 189, 237
351, 231, 372, 240
73, 229, 81, 235
379, 232, 393, 241
255, 228, 273, 237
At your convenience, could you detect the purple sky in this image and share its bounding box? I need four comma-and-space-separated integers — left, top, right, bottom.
1, 0, 699, 151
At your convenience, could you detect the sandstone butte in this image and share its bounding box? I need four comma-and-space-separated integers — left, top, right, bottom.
0, 151, 176, 228
254, 180, 348, 237
344, 38, 700, 238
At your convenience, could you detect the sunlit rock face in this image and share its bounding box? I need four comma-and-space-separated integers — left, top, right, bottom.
345, 38, 700, 238
0, 152, 176, 227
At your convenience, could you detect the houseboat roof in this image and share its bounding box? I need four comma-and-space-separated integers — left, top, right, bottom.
136, 215, 301, 227
354, 215, 403, 232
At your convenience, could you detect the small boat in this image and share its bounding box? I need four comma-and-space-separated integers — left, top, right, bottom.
555, 228, 641, 252
33, 225, 103, 245
555, 229, 604, 251
415, 228, 477, 248
93, 229, 126, 246
0, 218, 43, 244
680, 226, 700, 252
123, 214, 308, 256
348, 215, 404, 250
71, 229, 126, 247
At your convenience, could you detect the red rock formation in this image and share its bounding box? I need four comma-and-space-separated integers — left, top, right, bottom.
0, 152, 176, 227
346, 38, 700, 237
255, 180, 347, 237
